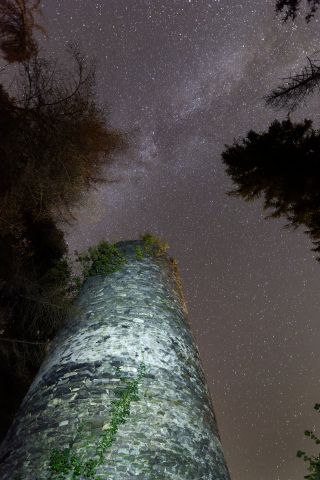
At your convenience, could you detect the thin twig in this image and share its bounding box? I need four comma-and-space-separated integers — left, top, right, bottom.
0, 336, 49, 345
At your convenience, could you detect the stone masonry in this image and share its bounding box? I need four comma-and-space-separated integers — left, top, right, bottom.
0, 239, 231, 479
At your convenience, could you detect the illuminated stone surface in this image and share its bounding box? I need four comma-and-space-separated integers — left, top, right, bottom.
0, 239, 231, 480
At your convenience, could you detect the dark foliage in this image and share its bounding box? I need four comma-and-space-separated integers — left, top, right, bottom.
270, 2, 320, 111
276, 0, 320, 22
297, 404, 320, 479
1, 47, 128, 229
265, 54, 320, 111
0, 4, 129, 442
222, 118, 320, 259
0, 0, 45, 63
0, 50, 128, 369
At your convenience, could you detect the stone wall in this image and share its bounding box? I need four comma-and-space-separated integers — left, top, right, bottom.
0, 239, 231, 479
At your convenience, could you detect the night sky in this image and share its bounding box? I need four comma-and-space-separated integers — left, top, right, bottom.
36, 1, 320, 479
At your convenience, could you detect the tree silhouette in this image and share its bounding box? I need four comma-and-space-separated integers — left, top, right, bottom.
276, 0, 320, 22
222, 3, 320, 262
0, 0, 46, 63
265, 54, 320, 111
2, 45, 128, 231
0, 47, 128, 380
297, 404, 320, 479
222, 117, 320, 259
222, 5, 320, 478
269, 1, 320, 110
0, 1, 129, 441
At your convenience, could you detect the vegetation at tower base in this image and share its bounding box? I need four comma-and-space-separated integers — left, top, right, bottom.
297, 404, 320, 479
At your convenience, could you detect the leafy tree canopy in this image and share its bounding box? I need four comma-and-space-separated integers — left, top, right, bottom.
222, 117, 320, 259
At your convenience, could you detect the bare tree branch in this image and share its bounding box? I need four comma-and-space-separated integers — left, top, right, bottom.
0, 336, 49, 345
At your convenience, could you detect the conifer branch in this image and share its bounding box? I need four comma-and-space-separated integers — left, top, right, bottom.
265, 54, 320, 111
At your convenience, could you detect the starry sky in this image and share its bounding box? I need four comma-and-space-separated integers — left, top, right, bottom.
35, 1, 320, 479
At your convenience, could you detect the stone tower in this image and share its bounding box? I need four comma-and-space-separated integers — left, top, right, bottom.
0, 239, 231, 480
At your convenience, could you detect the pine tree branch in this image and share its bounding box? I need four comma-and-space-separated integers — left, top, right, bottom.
265, 55, 320, 111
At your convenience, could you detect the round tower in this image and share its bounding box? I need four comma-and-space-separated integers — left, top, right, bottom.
0, 239, 231, 480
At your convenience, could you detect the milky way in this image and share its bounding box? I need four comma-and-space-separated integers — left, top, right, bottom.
37, 1, 320, 479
